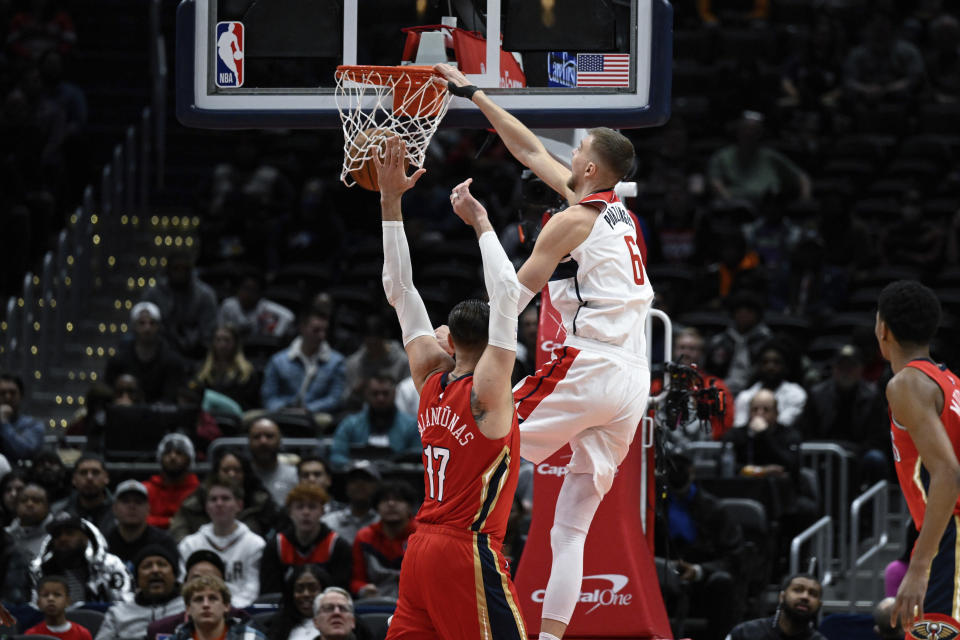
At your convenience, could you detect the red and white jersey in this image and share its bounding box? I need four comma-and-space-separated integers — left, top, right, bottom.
891, 358, 960, 530
546, 190, 655, 360
415, 371, 520, 542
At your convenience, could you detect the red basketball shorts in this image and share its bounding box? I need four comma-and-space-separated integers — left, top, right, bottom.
386, 524, 526, 640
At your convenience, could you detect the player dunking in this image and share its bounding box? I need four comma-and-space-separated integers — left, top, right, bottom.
375, 136, 526, 639
876, 280, 960, 638
435, 64, 654, 640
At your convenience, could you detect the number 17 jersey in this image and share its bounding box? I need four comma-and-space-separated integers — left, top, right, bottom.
415, 371, 520, 543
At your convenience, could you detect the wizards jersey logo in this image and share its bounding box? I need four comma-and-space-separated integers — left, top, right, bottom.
215, 21, 244, 88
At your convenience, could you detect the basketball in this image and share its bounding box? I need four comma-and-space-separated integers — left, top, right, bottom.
349, 128, 409, 191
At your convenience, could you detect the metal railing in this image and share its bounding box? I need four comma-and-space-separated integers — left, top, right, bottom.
641, 308, 672, 535
790, 515, 834, 585
847, 480, 889, 611
801, 442, 853, 572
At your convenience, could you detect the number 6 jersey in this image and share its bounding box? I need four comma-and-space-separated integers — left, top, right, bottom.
414, 371, 521, 543
547, 190, 655, 360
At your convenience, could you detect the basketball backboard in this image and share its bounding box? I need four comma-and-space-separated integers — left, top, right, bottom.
177, 0, 672, 130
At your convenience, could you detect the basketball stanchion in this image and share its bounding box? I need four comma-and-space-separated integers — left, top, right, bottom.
334, 65, 452, 190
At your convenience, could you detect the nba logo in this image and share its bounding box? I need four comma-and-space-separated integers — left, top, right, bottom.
215, 21, 244, 88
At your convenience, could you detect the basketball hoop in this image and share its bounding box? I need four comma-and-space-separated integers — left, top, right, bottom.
335, 65, 452, 188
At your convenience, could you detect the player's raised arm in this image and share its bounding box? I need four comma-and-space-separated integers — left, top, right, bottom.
887, 369, 960, 629
449, 179, 519, 439
435, 63, 574, 203
376, 137, 454, 391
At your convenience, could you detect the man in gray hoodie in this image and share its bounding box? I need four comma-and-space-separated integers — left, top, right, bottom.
4, 482, 51, 562
96, 545, 184, 640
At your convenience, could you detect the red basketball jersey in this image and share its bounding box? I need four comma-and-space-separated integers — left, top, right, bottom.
891, 359, 960, 530
414, 371, 521, 542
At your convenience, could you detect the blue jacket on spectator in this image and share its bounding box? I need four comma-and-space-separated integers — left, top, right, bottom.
1, 413, 45, 460
261, 338, 345, 414
330, 406, 420, 467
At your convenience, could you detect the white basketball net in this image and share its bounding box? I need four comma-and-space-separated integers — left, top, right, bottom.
335, 66, 452, 188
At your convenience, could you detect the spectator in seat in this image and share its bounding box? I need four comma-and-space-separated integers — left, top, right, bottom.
330, 372, 420, 468
797, 345, 890, 488
733, 340, 807, 427
192, 325, 261, 411
350, 482, 417, 599
248, 418, 299, 507
24, 575, 93, 640
30, 449, 71, 504
51, 454, 114, 534
1, 528, 32, 604
725, 390, 818, 544
844, 13, 925, 107
261, 484, 352, 593
707, 111, 811, 205
217, 273, 295, 340
341, 316, 410, 411
96, 545, 184, 640
726, 573, 826, 640
170, 450, 279, 542
30, 513, 131, 604
780, 15, 846, 115
393, 377, 420, 419
105, 480, 178, 571
6, 0, 76, 61
145, 434, 200, 530
925, 14, 960, 103
5, 482, 51, 562
144, 249, 219, 360
706, 291, 773, 397
260, 565, 332, 640
311, 587, 360, 640
297, 455, 341, 512
261, 308, 345, 426
146, 550, 252, 640
321, 462, 380, 546
0, 470, 27, 527
0, 372, 45, 460
177, 480, 265, 608
169, 575, 265, 640
654, 454, 745, 640
104, 303, 186, 404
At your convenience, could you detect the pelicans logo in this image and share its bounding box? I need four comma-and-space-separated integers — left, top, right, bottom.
910, 615, 960, 640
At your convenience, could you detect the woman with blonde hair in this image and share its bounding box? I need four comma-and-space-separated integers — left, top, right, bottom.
193, 324, 261, 410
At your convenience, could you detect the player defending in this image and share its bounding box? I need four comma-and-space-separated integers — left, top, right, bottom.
435, 64, 654, 640
876, 280, 960, 636
375, 136, 526, 639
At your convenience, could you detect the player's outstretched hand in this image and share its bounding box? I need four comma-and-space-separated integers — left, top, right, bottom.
892, 563, 928, 629
450, 179, 489, 228
434, 63, 471, 90
373, 136, 425, 199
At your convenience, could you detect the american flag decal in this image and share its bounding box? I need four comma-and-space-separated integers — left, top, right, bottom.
576, 53, 630, 87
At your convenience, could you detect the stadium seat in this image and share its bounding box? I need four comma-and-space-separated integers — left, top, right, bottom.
358, 612, 391, 640
66, 609, 105, 636
818, 612, 875, 640
718, 498, 774, 597
253, 592, 283, 606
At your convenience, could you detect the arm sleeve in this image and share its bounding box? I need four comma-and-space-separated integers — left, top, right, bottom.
261, 358, 288, 411
478, 231, 520, 351
382, 221, 434, 346
0, 418, 44, 459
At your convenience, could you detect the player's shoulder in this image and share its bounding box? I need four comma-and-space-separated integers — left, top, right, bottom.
546, 204, 598, 230
887, 365, 942, 404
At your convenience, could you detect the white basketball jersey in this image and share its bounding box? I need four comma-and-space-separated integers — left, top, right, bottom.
546, 190, 654, 359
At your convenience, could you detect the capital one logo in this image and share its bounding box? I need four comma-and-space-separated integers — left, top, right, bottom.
531, 574, 633, 614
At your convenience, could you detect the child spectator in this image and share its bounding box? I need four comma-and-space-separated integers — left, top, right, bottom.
25, 575, 93, 640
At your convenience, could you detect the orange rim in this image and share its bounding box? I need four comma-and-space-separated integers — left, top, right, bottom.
336, 65, 448, 118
